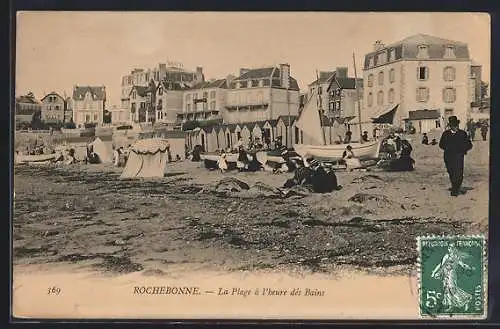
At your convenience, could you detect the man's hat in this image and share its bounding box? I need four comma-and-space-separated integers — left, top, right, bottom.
448, 116, 460, 126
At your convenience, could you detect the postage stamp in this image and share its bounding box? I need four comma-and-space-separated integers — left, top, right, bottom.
417, 235, 487, 318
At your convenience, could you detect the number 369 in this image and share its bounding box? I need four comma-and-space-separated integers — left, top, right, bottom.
47, 286, 61, 295
425, 290, 442, 308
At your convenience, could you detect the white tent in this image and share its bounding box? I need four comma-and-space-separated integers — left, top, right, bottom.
120, 138, 170, 179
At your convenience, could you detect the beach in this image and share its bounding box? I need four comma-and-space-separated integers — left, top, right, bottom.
12, 137, 489, 318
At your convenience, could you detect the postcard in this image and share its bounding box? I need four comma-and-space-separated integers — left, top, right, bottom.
12, 11, 490, 320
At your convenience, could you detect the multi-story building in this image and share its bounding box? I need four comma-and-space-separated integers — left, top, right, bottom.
362, 34, 474, 131
15, 93, 41, 127
40, 92, 66, 123
129, 84, 155, 123
179, 78, 229, 123
120, 63, 204, 121
72, 85, 106, 127
154, 80, 189, 126
470, 63, 483, 107
224, 64, 300, 124
326, 72, 363, 119
307, 67, 349, 114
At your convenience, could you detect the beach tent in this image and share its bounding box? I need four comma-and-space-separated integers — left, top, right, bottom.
120, 138, 170, 179
91, 137, 111, 163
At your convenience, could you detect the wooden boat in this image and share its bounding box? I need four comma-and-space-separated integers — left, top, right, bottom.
15, 152, 60, 164
294, 140, 381, 161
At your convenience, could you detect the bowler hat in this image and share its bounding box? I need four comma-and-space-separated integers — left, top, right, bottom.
448, 116, 460, 126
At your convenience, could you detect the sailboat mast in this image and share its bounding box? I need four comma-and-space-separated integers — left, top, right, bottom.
353, 52, 363, 142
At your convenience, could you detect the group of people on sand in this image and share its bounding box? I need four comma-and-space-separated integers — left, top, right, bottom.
283, 156, 342, 193
466, 118, 489, 141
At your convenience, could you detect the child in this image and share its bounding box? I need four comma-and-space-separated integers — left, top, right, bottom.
217, 152, 228, 173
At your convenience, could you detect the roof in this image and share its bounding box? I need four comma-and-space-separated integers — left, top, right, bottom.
190, 79, 228, 90
159, 80, 190, 91
16, 95, 39, 104
277, 115, 298, 126
73, 86, 106, 101
160, 130, 186, 139
327, 74, 363, 91
308, 71, 335, 86
130, 85, 150, 97
408, 109, 440, 120
231, 67, 300, 91
41, 92, 65, 102
225, 123, 239, 132
364, 33, 470, 69
131, 138, 170, 154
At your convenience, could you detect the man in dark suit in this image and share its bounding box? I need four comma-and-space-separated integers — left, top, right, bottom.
439, 116, 473, 197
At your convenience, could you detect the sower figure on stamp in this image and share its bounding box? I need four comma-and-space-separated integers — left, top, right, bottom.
431, 243, 475, 312
439, 116, 473, 197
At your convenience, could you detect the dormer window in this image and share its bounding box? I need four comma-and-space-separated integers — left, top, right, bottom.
369, 57, 374, 68
444, 45, 456, 58
417, 44, 429, 59
389, 49, 396, 61
158, 87, 163, 95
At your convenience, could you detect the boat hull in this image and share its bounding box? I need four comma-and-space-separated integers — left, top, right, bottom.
15, 153, 60, 164
293, 140, 381, 161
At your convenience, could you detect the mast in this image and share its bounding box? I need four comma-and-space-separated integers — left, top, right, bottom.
353, 52, 363, 142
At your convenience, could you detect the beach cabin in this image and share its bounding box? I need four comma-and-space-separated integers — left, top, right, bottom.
216, 126, 227, 151
223, 125, 235, 150
233, 124, 243, 144
208, 126, 220, 151
262, 120, 276, 144
406, 109, 442, 134
276, 115, 298, 148
240, 124, 252, 145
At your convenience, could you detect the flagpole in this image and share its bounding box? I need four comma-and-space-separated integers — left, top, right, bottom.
353, 52, 363, 142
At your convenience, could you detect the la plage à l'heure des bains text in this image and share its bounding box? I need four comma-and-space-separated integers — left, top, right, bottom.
133, 286, 325, 297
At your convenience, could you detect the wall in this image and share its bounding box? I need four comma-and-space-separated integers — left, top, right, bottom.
41, 97, 65, 122
160, 90, 184, 123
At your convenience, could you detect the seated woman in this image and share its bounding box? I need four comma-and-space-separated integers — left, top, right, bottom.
386, 138, 415, 172
342, 145, 363, 171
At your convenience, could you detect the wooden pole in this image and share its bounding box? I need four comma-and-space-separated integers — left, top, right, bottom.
353, 52, 363, 142
316, 70, 327, 145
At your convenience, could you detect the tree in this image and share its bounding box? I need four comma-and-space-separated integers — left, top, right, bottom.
26, 91, 35, 101
480, 81, 489, 99
103, 110, 112, 124
31, 110, 43, 130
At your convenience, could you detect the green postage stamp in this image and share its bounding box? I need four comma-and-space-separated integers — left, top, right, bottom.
417, 235, 487, 318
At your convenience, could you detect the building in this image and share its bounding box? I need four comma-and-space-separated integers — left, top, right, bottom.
154, 80, 189, 126
40, 92, 66, 123
129, 84, 155, 123
15, 93, 41, 128
470, 63, 483, 107
179, 78, 229, 123
362, 34, 474, 132
405, 109, 442, 134
307, 67, 349, 114
224, 64, 300, 124
72, 85, 106, 127
120, 63, 205, 121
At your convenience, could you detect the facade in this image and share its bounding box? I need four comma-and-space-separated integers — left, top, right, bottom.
326, 73, 363, 120
179, 78, 228, 123
405, 109, 442, 134
120, 63, 204, 120
72, 85, 106, 127
224, 64, 300, 124
129, 84, 155, 123
308, 67, 349, 114
470, 63, 483, 106
154, 80, 188, 125
40, 92, 66, 123
362, 34, 474, 131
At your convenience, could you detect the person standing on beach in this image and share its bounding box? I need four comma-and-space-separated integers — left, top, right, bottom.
439, 116, 473, 197
480, 121, 489, 141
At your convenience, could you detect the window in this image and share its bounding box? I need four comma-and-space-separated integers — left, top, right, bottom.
389, 49, 396, 61
377, 53, 384, 65
210, 91, 216, 98
444, 108, 454, 118
435, 120, 441, 128
187, 94, 191, 102
377, 91, 384, 105
158, 87, 163, 95
132, 91, 137, 99
367, 92, 373, 107
388, 88, 395, 104
93, 115, 98, 121
416, 87, 430, 102
369, 57, 374, 67
444, 45, 456, 58
85, 115, 90, 122
417, 44, 429, 59
367, 74, 374, 87
263, 79, 270, 87
389, 68, 395, 83
443, 66, 456, 81
203, 102, 208, 110
187, 104, 191, 112
158, 99, 163, 109
443, 88, 456, 103
378, 71, 384, 86
55, 105, 60, 111
417, 66, 429, 80
203, 92, 208, 99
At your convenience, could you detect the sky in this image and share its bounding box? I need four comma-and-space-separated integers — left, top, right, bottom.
16, 12, 490, 106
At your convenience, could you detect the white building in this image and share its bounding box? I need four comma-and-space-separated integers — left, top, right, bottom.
362, 34, 475, 132
71, 85, 106, 127
180, 78, 229, 123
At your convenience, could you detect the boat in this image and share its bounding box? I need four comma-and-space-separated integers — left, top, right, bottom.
15, 152, 60, 164
294, 140, 381, 161
293, 54, 382, 162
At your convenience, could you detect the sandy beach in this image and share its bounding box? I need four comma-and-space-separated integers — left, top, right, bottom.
12, 136, 489, 319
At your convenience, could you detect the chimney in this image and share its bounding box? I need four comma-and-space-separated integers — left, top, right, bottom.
239, 68, 251, 77
336, 67, 348, 78
195, 66, 204, 83
373, 40, 385, 51
226, 74, 236, 87
279, 63, 290, 89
